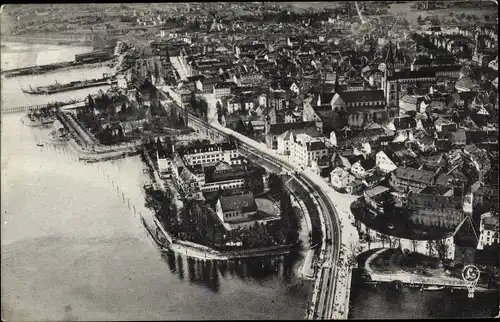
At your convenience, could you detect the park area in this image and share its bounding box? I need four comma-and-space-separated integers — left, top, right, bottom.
366, 248, 499, 290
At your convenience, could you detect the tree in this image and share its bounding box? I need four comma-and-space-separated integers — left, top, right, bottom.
383, 193, 397, 216
117, 125, 124, 141
177, 115, 185, 127
433, 238, 449, 264
216, 100, 222, 117
411, 239, 421, 253
247, 120, 254, 136
234, 118, 246, 134
87, 94, 95, 108
449, 12, 453, 17
347, 241, 365, 267
426, 240, 435, 257
388, 235, 399, 249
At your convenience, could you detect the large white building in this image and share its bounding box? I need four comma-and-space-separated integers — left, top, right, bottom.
289, 133, 329, 168
477, 212, 499, 250
330, 167, 356, 191
201, 163, 247, 192
180, 142, 241, 167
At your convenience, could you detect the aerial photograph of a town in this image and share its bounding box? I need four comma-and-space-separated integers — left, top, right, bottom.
0, 1, 498, 320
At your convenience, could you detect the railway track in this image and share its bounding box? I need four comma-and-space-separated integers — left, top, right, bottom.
165, 100, 345, 319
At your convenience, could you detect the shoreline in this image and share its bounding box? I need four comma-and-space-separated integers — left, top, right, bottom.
139, 148, 303, 262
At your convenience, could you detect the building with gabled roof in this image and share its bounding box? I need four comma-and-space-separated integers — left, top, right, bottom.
290, 133, 330, 168
390, 166, 435, 193
452, 216, 479, 266
330, 167, 356, 192
407, 191, 464, 229
265, 121, 318, 149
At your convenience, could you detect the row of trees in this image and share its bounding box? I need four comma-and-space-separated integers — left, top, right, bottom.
232, 119, 255, 137
190, 93, 208, 118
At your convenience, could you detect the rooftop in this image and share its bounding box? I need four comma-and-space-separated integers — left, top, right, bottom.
393, 167, 434, 185
306, 140, 328, 151
219, 193, 258, 213
338, 90, 385, 104
364, 185, 390, 198
453, 216, 478, 248
268, 121, 317, 135
180, 141, 237, 155
390, 70, 436, 81
408, 193, 463, 210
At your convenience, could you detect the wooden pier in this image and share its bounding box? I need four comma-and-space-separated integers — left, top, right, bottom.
1, 100, 85, 115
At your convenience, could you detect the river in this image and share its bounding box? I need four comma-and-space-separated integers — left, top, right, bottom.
1, 43, 311, 320
348, 277, 499, 319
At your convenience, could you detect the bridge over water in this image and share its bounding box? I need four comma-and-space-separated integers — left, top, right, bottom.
1, 100, 86, 115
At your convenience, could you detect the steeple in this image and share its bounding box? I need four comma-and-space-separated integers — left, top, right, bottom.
474, 32, 480, 57
386, 41, 395, 66
385, 41, 395, 78
334, 66, 340, 93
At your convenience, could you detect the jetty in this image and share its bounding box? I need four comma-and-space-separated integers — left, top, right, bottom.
1, 99, 85, 115
22, 76, 117, 95
1, 56, 114, 78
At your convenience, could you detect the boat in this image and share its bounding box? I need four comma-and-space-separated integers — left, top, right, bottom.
421, 285, 445, 291
22, 85, 45, 95
37, 142, 44, 147
22, 76, 117, 95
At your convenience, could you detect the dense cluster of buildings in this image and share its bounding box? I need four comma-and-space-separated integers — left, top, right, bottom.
124, 4, 498, 263
155, 139, 278, 231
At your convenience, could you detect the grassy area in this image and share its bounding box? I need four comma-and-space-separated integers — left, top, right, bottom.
369, 249, 401, 274
255, 197, 280, 216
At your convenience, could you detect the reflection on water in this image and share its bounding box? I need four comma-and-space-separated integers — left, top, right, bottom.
349, 273, 499, 319
162, 253, 304, 296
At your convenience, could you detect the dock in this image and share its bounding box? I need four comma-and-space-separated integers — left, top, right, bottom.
1, 99, 86, 115
1, 56, 114, 78
23, 77, 117, 95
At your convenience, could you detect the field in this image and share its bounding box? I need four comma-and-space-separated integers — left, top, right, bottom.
288, 1, 345, 11
386, 1, 498, 25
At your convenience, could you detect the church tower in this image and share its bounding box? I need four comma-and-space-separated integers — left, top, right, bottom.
334, 66, 341, 94
384, 42, 399, 115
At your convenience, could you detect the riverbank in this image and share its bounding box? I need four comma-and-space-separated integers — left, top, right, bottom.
364, 248, 496, 292
1, 42, 310, 321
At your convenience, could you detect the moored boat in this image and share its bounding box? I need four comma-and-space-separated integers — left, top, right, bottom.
22, 75, 117, 95
421, 285, 445, 291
